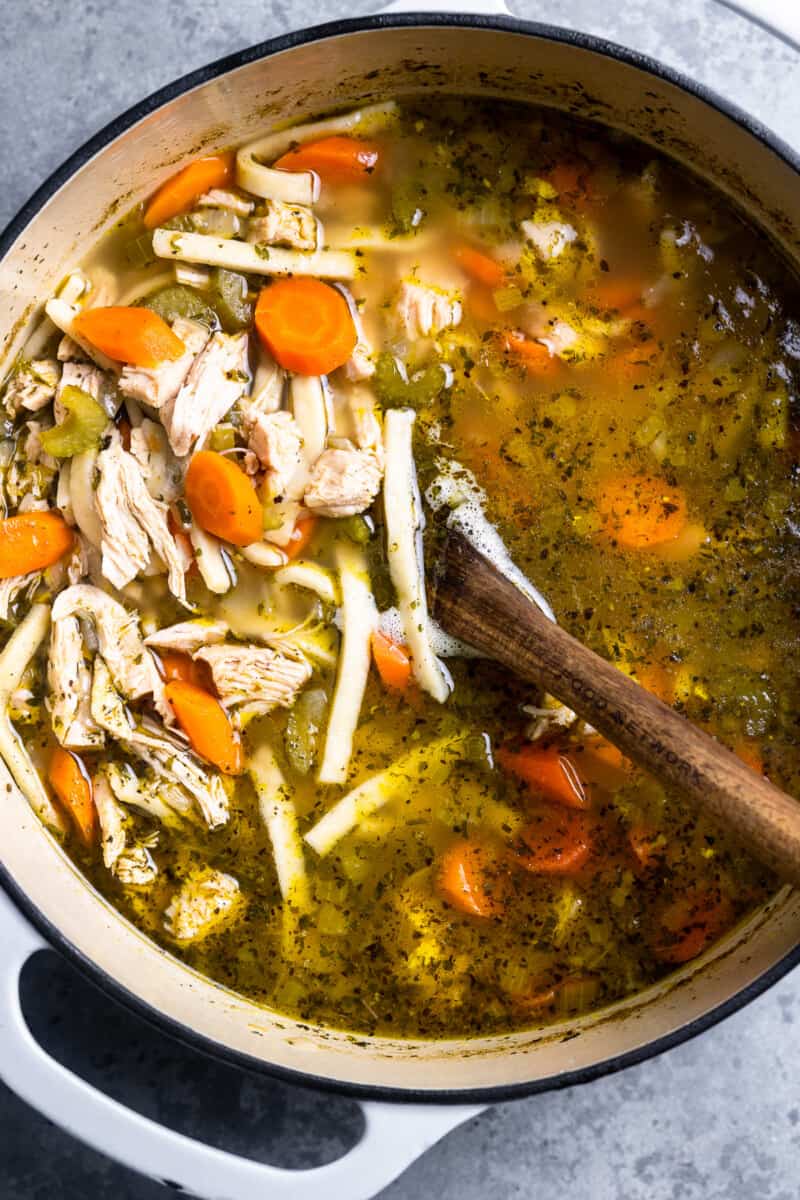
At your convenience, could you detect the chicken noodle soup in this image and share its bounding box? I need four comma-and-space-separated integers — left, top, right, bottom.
2, 98, 798, 1037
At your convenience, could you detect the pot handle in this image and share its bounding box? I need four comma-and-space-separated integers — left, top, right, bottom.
379, 0, 800, 50
715, 1, 800, 49
0, 889, 484, 1200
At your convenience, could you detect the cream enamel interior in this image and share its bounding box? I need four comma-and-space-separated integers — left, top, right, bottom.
2, 20, 800, 1093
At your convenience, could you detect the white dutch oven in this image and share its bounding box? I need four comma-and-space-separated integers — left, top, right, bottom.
1, 2, 799, 1196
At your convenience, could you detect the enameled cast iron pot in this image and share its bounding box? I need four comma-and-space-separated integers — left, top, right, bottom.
1, 3, 799, 1195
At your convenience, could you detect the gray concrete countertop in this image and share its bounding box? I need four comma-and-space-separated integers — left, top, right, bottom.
2, 1, 800, 1197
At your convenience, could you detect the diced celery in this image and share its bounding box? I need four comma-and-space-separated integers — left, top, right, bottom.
339, 515, 372, 544
374, 353, 447, 410
211, 268, 253, 332
141, 284, 215, 325
210, 425, 236, 452
284, 687, 328, 775
40, 386, 108, 458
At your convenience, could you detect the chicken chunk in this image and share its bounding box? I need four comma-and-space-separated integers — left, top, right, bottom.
119, 318, 209, 410
245, 410, 304, 498
247, 200, 318, 251
47, 615, 104, 749
161, 330, 249, 457
2, 359, 60, 417
195, 644, 312, 717
163, 870, 242, 942
96, 433, 188, 602
304, 444, 382, 517
57, 335, 84, 362
145, 618, 229, 655
52, 584, 163, 704
343, 301, 375, 382
394, 281, 462, 340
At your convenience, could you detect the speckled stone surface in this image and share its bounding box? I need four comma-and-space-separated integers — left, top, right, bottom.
1, 1, 800, 1197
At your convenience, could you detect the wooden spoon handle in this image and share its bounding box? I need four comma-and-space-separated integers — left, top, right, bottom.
434, 531, 800, 885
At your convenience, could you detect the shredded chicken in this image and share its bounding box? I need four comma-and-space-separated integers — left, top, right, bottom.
195, 643, 312, 716
245, 410, 304, 498
304, 444, 382, 517
247, 200, 318, 251
105, 761, 194, 824
51, 584, 163, 705
144, 619, 229, 655
0, 572, 40, 621
57, 335, 84, 362
47, 615, 104, 749
2, 359, 60, 416
93, 773, 158, 886
96, 433, 188, 602
160, 330, 250, 456
394, 281, 462, 340
197, 189, 254, 216
88, 655, 229, 829
163, 870, 242, 942
119, 318, 209, 410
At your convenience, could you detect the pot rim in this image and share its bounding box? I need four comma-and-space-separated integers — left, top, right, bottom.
2, 10, 799, 1106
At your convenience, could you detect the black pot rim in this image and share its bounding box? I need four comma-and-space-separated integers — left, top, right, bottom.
2, 10, 799, 1108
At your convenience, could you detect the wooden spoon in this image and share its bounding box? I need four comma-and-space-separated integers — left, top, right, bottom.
433, 529, 800, 886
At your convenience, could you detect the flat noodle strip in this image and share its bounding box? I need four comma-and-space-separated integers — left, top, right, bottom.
0, 604, 65, 831
151, 229, 355, 281
383, 408, 451, 703
236, 101, 398, 204
306, 733, 468, 858
317, 541, 377, 785
249, 743, 308, 907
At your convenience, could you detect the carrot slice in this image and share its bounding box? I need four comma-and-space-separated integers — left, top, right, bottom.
255, 279, 357, 376
48, 749, 96, 845
284, 514, 318, 560
515, 807, 592, 875
73, 306, 186, 368
438, 839, 508, 918
273, 136, 380, 184
371, 630, 412, 692
156, 650, 215, 692
454, 243, 506, 289
144, 152, 235, 229
496, 330, 560, 374
185, 451, 263, 547
497, 744, 588, 810
654, 888, 732, 964
0, 511, 73, 580
165, 680, 243, 775
597, 474, 687, 550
